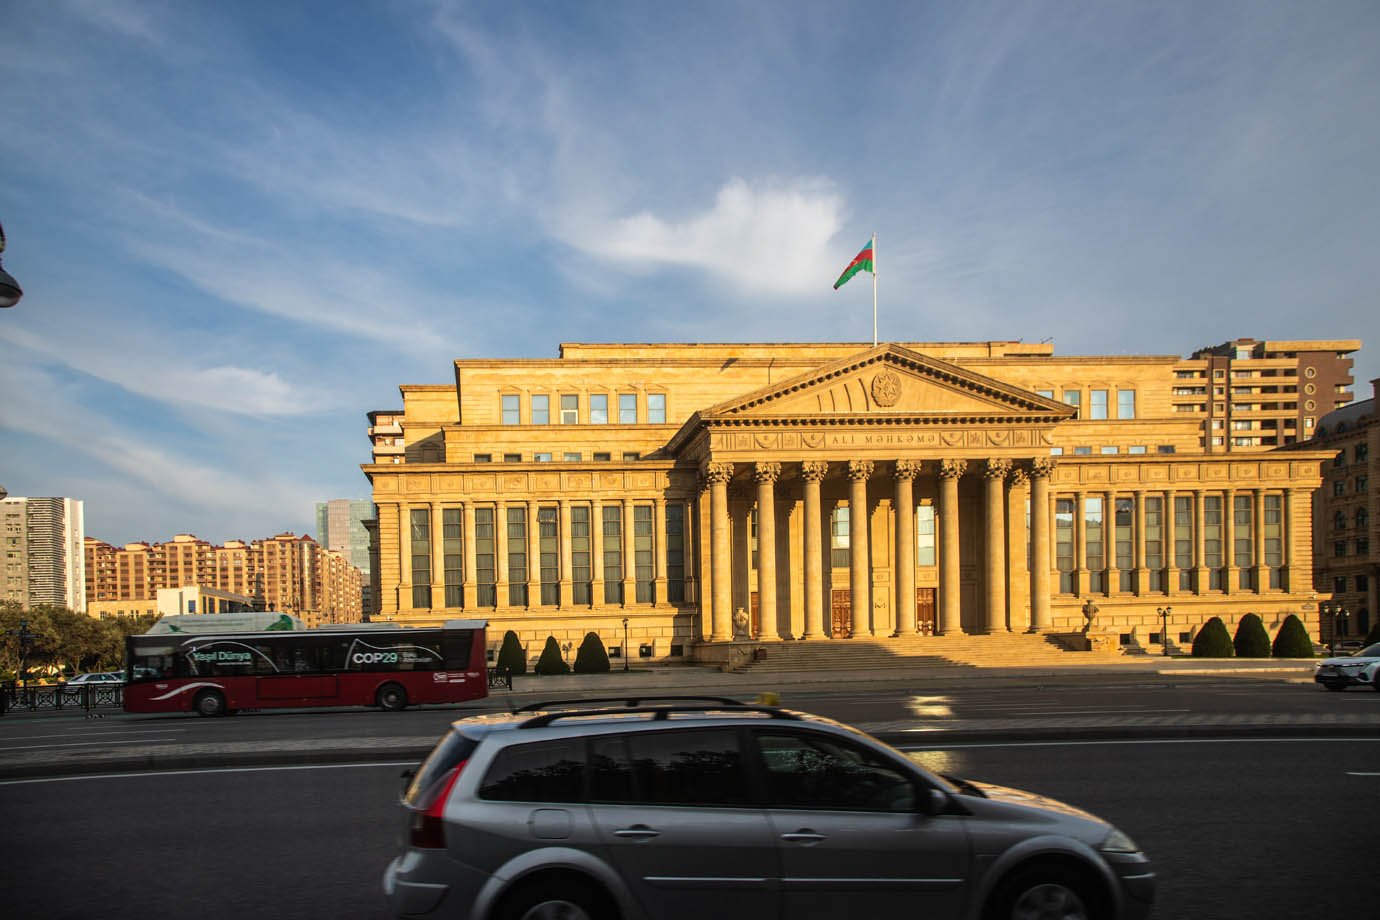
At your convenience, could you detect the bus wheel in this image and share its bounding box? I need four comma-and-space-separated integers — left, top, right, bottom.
377, 683, 408, 712
194, 689, 227, 717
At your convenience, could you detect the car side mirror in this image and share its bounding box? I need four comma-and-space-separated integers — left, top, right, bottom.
399, 768, 416, 799
921, 787, 949, 816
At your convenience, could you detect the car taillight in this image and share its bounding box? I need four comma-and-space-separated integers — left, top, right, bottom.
408, 760, 466, 849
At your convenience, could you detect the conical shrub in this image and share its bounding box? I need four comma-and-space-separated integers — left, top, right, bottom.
1272, 614, 1314, 658
574, 631, 610, 674
1191, 616, 1234, 658
1363, 621, 1380, 647
1232, 613, 1272, 658
496, 630, 527, 675
535, 636, 570, 675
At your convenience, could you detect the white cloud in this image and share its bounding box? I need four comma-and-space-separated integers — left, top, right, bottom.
558, 178, 847, 296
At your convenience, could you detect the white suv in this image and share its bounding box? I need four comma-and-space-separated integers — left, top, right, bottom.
1314, 641, 1380, 691
384, 695, 1154, 920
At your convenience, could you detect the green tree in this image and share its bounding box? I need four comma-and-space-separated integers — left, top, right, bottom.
534, 636, 570, 675
1191, 616, 1235, 658
1363, 620, 1380, 647
574, 631, 610, 674
1232, 613, 1272, 659
496, 630, 527, 675
1272, 614, 1315, 658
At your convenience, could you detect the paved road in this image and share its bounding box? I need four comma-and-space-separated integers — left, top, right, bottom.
4, 737, 1375, 919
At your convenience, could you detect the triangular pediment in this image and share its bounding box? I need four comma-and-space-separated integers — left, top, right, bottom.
699, 344, 1074, 422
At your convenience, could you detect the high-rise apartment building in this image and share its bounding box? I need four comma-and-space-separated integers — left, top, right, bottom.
316, 498, 373, 610
2, 496, 86, 611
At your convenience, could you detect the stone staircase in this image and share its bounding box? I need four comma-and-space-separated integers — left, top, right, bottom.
739, 632, 1118, 673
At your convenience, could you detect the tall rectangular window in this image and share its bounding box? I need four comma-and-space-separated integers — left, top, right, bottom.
560, 394, 578, 425
501, 395, 520, 426
475, 508, 496, 607
831, 506, 850, 568
507, 507, 528, 606
916, 504, 936, 566
1204, 495, 1223, 589
530, 395, 549, 425
1115, 498, 1134, 592
1063, 390, 1081, 418
539, 507, 559, 606
666, 504, 685, 604
443, 508, 463, 608
634, 505, 654, 603
647, 393, 666, 424
1264, 494, 1283, 588
1234, 495, 1254, 590
1085, 497, 1105, 592
603, 505, 623, 603
571, 506, 592, 605
410, 508, 431, 609
1145, 496, 1164, 591
1117, 390, 1137, 419
619, 393, 637, 424
1055, 498, 1075, 593
590, 394, 608, 425
1090, 389, 1109, 420
1175, 497, 1195, 591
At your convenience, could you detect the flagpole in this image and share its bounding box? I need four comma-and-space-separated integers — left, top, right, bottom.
872, 232, 878, 347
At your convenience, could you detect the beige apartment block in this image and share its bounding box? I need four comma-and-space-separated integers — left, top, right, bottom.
364, 341, 1338, 662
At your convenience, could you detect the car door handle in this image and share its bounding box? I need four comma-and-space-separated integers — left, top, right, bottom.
615, 825, 661, 839
781, 831, 826, 843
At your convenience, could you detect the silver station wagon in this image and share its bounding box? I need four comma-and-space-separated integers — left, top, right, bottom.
384, 697, 1154, 920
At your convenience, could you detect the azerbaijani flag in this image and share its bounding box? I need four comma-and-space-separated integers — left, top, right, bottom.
833, 237, 875, 289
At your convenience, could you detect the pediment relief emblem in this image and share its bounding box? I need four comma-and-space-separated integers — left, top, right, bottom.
871, 370, 902, 407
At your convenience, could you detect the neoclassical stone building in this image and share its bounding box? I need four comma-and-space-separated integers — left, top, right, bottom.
363, 342, 1335, 660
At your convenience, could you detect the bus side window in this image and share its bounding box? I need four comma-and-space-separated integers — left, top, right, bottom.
443, 634, 474, 670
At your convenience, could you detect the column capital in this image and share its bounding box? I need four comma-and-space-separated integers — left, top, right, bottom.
984, 458, 1013, 480
846, 459, 875, 482
1008, 467, 1030, 488
703, 461, 734, 485
938, 458, 968, 480
1030, 457, 1058, 479
894, 459, 924, 480
752, 461, 783, 484
800, 460, 830, 482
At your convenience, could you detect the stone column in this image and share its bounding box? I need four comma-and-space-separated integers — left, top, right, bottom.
558, 499, 572, 609
1222, 488, 1235, 594
754, 462, 782, 641
397, 502, 412, 610
495, 499, 509, 608
893, 460, 922, 636
528, 502, 541, 609
622, 497, 635, 606
801, 461, 828, 639
1029, 459, 1055, 631
653, 496, 667, 607
1132, 491, 1147, 596
1075, 490, 1088, 597
938, 459, 966, 635
1164, 490, 1179, 593
983, 459, 1012, 633
847, 460, 875, 637
1006, 466, 1030, 633
462, 503, 477, 609
1105, 490, 1118, 595
1193, 489, 1207, 595
430, 501, 445, 609
707, 462, 734, 641
1282, 487, 1295, 593
591, 498, 604, 606
1252, 489, 1266, 594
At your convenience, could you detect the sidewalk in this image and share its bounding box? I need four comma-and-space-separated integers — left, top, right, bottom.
3, 658, 1374, 780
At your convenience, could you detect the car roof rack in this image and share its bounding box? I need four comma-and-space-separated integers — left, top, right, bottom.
516, 695, 747, 713
518, 703, 801, 729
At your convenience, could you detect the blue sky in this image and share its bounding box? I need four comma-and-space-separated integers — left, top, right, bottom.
2, 0, 1378, 546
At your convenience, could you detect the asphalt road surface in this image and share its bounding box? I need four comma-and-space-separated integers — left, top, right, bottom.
3, 736, 1376, 919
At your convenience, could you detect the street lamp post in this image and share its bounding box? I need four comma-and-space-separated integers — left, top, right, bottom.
622, 618, 630, 672
16, 618, 36, 690
1157, 606, 1173, 657
1320, 602, 1351, 655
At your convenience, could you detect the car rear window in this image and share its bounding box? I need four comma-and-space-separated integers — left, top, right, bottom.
405, 730, 480, 807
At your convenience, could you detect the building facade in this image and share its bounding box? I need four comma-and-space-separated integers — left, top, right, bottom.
1307, 378, 1379, 644
316, 498, 374, 610
363, 342, 1334, 660
1, 496, 86, 612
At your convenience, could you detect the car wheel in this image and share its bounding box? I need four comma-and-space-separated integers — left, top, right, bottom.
1371, 677, 1380, 693
193, 689, 227, 717
497, 877, 612, 920
376, 683, 408, 712
986, 863, 1105, 920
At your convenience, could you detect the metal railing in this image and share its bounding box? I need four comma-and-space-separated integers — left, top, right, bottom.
0, 682, 124, 715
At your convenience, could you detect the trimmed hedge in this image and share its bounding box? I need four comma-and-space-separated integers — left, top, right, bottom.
1364, 621, 1380, 647
1232, 613, 1272, 658
1272, 614, 1314, 658
535, 636, 570, 675
496, 630, 528, 676
574, 631, 611, 674
1191, 616, 1235, 658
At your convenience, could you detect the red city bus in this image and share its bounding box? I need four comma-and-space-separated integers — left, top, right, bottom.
123, 620, 488, 716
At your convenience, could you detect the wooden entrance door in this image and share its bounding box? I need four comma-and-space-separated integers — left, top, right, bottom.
915, 587, 937, 635
749, 591, 760, 637
830, 589, 851, 638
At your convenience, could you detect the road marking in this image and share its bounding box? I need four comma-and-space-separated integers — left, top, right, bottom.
899, 737, 1380, 751
0, 761, 417, 787
1346, 771, 1380, 776
0, 738, 181, 752
0, 729, 186, 742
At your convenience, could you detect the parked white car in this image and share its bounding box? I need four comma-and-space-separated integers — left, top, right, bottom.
1314, 642, 1380, 691
64, 672, 125, 690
